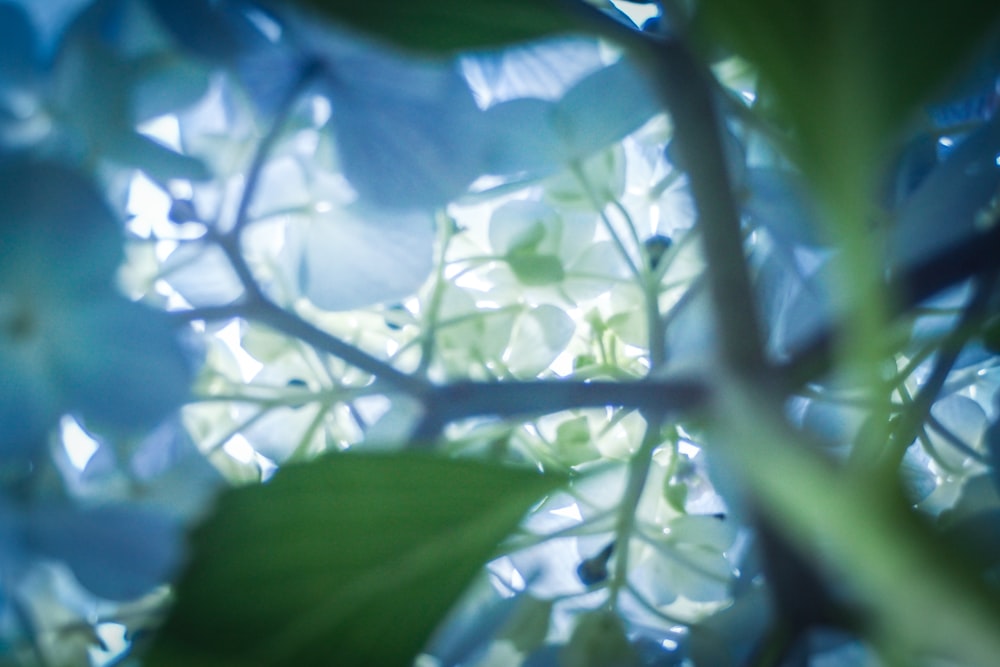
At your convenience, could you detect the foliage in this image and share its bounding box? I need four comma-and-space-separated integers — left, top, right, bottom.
1, 0, 1000, 666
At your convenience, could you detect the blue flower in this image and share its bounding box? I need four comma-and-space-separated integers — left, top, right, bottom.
0, 160, 192, 458
480, 58, 661, 180
0, 493, 183, 601
0, 0, 212, 181
240, 9, 660, 211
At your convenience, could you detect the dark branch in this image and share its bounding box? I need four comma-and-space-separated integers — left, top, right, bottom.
410, 378, 710, 443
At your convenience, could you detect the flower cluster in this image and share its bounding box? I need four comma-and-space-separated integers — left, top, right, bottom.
2, 0, 1000, 666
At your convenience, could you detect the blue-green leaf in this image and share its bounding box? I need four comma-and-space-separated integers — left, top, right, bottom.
699, 0, 1000, 184
147, 451, 564, 666
292, 0, 590, 53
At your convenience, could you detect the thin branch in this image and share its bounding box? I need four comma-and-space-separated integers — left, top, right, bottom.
645, 39, 768, 378
608, 414, 664, 609
410, 378, 709, 443
780, 222, 1000, 389
228, 59, 321, 238
169, 303, 248, 325
249, 298, 431, 397
866, 270, 999, 472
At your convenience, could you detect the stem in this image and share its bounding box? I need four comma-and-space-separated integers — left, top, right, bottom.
228, 61, 320, 238
170, 303, 248, 325
249, 299, 430, 397
780, 222, 1000, 390
869, 270, 998, 473
414, 212, 457, 377
409, 378, 709, 443
645, 39, 767, 379
608, 414, 664, 608
570, 161, 642, 281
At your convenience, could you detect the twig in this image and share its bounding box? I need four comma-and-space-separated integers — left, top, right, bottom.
249, 299, 431, 397
866, 270, 999, 472
410, 378, 709, 443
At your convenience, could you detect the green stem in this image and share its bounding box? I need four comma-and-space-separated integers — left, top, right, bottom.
608, 414, 664, 609
570, 161, 642, 281
869, 271, 999, 473
249, 299, 430, 397
416, 213, 460, 377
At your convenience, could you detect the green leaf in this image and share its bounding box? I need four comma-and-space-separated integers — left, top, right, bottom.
560, 610, 640, 667
293, 0, 589, 53
498, 596, 553, 653
146, 452, 565, 667
507, 252, 566, 286
698, 0, 1000, 185
554, 415, 601, 466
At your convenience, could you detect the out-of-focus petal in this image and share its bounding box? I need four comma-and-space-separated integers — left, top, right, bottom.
553, 60, 660, 162
743, 168, 824, 248
326, 61, 488, 209
462, 37, 608, 106
888, 113, 1000, 269
482, 97, 561, 176
300, 206, 434, 311
482, 60, 659, 180
27, 503, 183, 600
160, 242, 244, 308
0, 340, 55, 453
0, 161, 122, 294
54, 298, 193, 432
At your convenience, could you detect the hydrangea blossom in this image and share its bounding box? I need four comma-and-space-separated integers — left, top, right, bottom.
0, 161, 192, 455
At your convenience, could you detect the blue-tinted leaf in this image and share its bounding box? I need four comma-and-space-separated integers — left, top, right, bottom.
147, 452, 564, 667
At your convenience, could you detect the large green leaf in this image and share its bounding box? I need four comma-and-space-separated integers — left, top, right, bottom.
698, 0, 1000, 184
146, 452, 564, 666
294, 0, 590, 53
